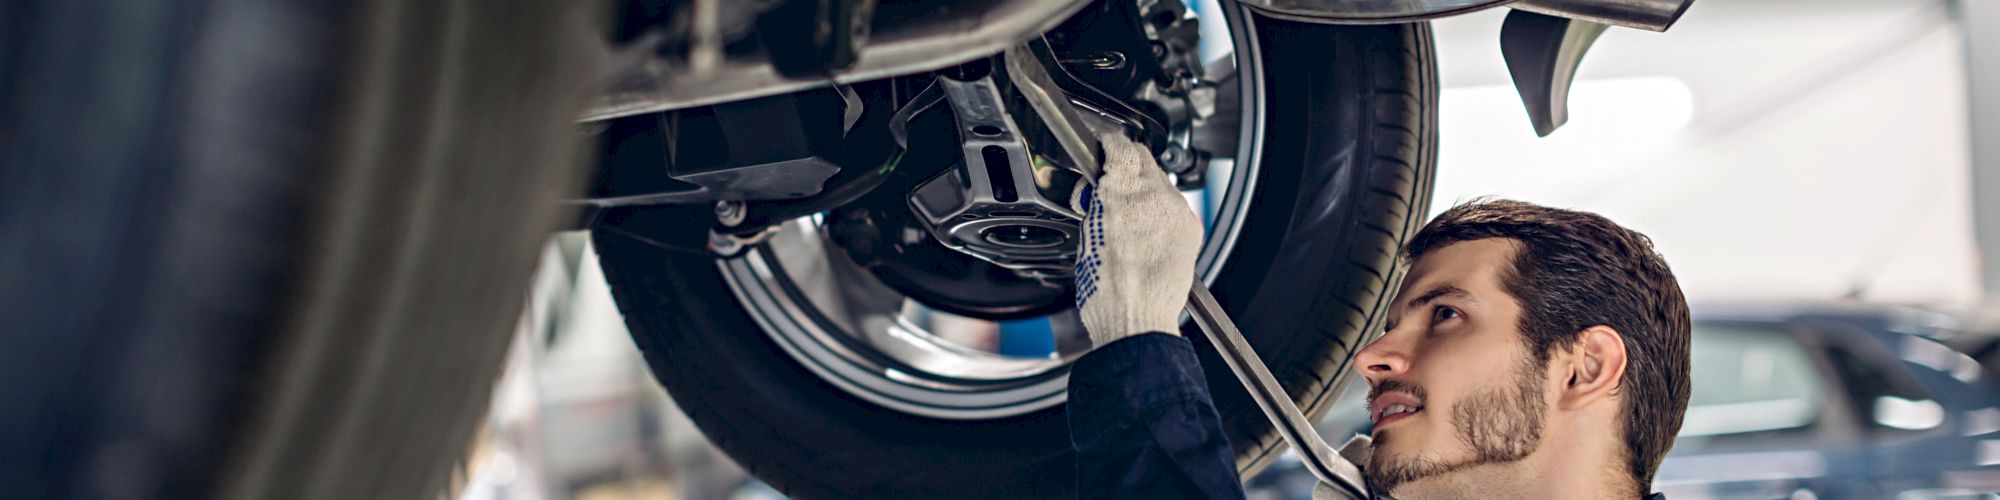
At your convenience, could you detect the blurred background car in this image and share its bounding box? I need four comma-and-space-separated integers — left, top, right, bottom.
1657, 305, 2000, 499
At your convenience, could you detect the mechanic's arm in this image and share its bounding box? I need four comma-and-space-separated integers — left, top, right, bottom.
1066, 134, 1246, 500
1071, 334, 1245, 499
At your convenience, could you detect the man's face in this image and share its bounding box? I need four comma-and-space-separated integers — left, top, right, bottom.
1355, 239, 1552, 494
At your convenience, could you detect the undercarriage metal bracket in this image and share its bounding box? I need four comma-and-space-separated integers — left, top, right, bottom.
588, 0, 1093, 121
1241, 0, 1688, 31
1239, 0, 1693, 136
1242, 0, 1518, 25
1006, 41, 1105, 182
753, 0, 877, 78
908, 74, 1084, 280
1500, 10, 1608, 137
1512, 0, 1694, 32
659, 91, 844, 200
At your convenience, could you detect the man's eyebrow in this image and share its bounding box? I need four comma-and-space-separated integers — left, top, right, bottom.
1406, 284, 1474, 310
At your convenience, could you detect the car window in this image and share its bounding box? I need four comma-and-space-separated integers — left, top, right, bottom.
1675, 324, 1826, 451
1821, 334, 1943, 436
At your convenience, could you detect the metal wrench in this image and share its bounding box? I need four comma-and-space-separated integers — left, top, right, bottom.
1003, 41, 1371, 498
1187, 281, 1370, 498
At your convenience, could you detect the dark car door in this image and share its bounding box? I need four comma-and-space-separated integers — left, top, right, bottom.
1822, 324, 2000, 498
1656, 321, 1873, 499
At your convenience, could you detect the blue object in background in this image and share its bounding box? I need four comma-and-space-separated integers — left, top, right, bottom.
998, 317, 1057, 357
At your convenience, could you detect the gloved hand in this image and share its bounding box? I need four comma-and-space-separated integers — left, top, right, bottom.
1072, 132, 1204, 347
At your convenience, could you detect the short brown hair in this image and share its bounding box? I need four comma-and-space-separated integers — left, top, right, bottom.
1402, 199, 1691, 491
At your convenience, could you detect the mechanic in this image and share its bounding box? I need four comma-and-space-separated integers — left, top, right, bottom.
1066, 133, 1691, 499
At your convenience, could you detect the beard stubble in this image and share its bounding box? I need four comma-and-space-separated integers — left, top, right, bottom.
1364, 353, 1548, 495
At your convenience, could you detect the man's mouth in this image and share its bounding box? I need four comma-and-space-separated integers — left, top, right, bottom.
1375, 403, 1423, 426
1369, 389, 1425, 427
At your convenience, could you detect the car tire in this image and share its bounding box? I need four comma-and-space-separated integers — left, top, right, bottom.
592, 14, 1437, 499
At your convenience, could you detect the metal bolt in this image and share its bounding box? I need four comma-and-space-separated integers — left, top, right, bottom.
1061, 52, 1128, 71
708, 229, 744, 257
1174, 150, 1210, 190
1176, 166, 1206, 190
714, 200, 746, 227
710, 226, 778, 257
1159, 144, 1189, 172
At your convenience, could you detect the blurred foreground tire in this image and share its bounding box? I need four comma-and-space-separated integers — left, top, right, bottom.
0, 1, 600, 498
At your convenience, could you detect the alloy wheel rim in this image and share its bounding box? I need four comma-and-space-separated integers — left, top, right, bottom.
719, 0, 1268, 420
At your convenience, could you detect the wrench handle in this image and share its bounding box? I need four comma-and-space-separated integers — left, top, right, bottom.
1186, 280, 1369, 498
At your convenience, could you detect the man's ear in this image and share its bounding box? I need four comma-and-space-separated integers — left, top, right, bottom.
1559, 325, 1628, 410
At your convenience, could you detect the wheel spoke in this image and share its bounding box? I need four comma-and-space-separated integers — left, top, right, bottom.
765, 218, 908, 337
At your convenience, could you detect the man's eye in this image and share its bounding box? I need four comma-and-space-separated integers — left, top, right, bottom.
1432, 306, 1460, 323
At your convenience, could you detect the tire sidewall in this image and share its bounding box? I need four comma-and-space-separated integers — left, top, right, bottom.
1198, 18, 1437, 474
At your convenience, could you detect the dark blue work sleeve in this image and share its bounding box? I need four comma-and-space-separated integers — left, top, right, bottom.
1069, 333, 1247, 500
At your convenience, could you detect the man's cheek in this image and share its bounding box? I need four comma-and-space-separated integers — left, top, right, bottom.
1377, 414, 1435, 453
1406, 403, 1463, 456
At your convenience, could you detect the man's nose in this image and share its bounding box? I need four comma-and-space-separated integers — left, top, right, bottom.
1353, 332, 1410, 385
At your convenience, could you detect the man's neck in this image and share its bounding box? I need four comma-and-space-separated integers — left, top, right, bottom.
1388, 421, 1638, 499
1389, 459, 1635, 499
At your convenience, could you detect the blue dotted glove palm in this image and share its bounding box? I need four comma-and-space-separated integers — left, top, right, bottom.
1072, 133, 1203, 347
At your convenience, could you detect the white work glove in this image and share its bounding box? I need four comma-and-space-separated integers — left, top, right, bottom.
1072, 132, 1203, 347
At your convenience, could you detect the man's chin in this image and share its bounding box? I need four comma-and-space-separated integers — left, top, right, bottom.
1364, 449, 1470, 496
1364, 430, 1423, 464
1363, 450, 1425, 494
1375, 472, 1460, 499
1367, 451, 1536, 498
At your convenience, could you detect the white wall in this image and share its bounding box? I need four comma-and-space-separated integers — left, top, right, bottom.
1425, 0, 1976, 305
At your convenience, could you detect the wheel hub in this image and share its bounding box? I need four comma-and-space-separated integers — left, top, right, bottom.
902, 4, 1212, 284
716, 0, 1263, 420
905, 72, 1089, 282
984, 224, 1067, 248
